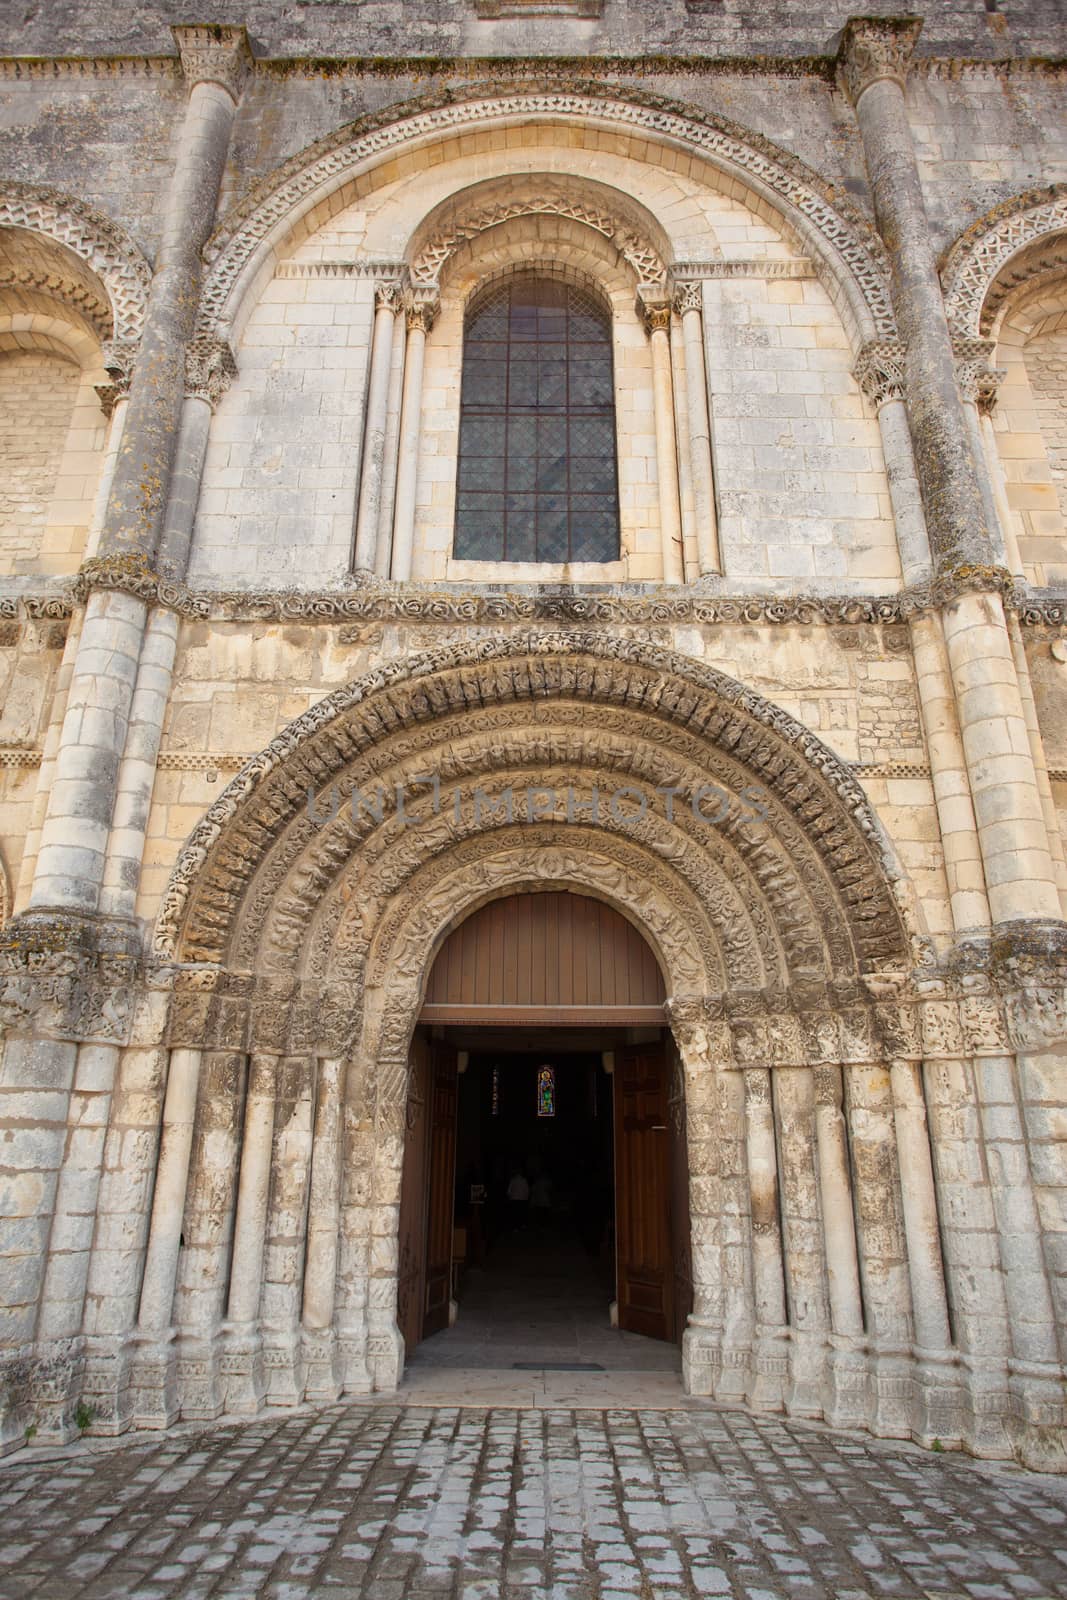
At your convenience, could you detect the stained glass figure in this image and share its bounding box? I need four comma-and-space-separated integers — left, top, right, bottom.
455, 274, 620, 564
491, 1065, 500, 1117
537, 1063, 556, 1118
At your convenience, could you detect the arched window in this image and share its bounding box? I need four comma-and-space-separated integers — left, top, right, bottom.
453, 273, 620, 564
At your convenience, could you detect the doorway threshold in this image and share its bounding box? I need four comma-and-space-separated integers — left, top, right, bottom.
397, 1366, 706, 1411
512, 1361, 604, 1371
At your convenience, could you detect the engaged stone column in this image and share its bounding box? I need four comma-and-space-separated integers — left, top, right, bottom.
812, 1067, 864, 1339
675, 284, 721, 576
131, 1045, 201, 1427
840, 18, 991, 575
743, 1066, 788, 1411
888, 1058, 952, 1355
390, 291, 438, 582
302, 1055, 345, 1400
639, 289, 685, 584
100, 27, 249, 565
853, 337, 930, 583
841, 17, 1061, 930
354, 283, 403, 574
375, 316, 408, 579
259, 1055, 315, 1406
157, 337, 238, 577
221, 1052, 278, 1415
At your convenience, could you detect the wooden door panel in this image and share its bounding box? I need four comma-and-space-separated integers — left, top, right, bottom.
668, 1043, 693, 1345
397, 1035, 431, 1355
423, 1043, 459, 1338
614, 1042, 673, 1341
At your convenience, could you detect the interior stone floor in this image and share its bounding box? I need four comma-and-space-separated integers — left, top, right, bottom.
408, 1229, 682, 1373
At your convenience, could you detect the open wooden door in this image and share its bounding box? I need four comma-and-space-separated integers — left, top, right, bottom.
668, 1042, 693, 1344
614, 1040, 674, 1340
397, 1033, 431, 1355
422, 1042, 459, 1338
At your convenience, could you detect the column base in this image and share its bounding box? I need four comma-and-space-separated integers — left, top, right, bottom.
747, 1325, 789, 1413
219, 1324, 266, 1416
911, 1348, 965, 1449
784, 1328, 826, 1419
174, 1330, 224, 1421
681, 1321, 723, 1397
824, 1337, 870, 1431
128, 1329, 181, 1429
28, 1336, 85, 1445
1009, 1360, 1067, 1472
302, 1326, 344, 1402
81, 1335, 137, 1436
262, 1328, 305, 1407
870, 1344, 914, 1439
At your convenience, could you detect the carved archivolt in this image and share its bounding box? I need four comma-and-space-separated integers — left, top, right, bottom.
196, 84, 894, 345
409, 182, 668, 288
153, 634, 913, 981
0, 184, 150, 345
941, 185, 1067, 339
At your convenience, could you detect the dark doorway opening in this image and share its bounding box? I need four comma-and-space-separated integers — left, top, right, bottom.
397, 1024, 691, 1372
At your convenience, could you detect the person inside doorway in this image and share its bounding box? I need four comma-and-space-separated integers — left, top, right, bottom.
506, 1166, 530, 1231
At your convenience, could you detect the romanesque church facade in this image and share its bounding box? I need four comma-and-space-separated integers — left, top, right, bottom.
1, 0, 1066, 1469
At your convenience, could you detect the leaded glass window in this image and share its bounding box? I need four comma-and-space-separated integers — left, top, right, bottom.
454, 275, 621, 564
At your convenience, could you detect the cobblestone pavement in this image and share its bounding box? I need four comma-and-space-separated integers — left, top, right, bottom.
2, 1403, 1067, 1600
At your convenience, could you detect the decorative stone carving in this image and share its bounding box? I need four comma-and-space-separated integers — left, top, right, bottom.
951, 333, 1004, 412
0, 183, 150, 345
941, 185, 1067, 338
410, 188, 665, 288
374, 280, 404, 314
0, 912, 139, 1044
838, 17, 923, 107
184, 336, 238, 410
853, 338, 906, 410
405, 290, 439, 335
196, 87, 895, 345
637, 286, 672, 335
172, 24, 252, 102
673, 283, 703, 315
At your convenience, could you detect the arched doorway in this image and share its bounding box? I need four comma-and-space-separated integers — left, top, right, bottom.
396, 890, 692, 1368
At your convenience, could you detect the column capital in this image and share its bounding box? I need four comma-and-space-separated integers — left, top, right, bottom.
637, 285, 672, 336
853, 337, 906, 410
172, 25, 253, 102
952, 333, 1006, 414
405, 288, 440, 334
95, 339, 139, 419
374, 280, 404, 315
838, 15, 923, 107
673, 282, 704, 316
184, 336, 238, 411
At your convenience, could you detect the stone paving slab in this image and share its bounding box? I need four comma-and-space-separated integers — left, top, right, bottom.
1, 1402, 1066, 1600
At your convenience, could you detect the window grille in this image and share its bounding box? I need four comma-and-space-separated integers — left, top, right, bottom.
454, 274, 621, 565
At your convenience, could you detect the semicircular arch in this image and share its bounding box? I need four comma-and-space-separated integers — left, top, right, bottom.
0, 184, 151, 348
941, 184, 1067, 339
154, 635, 918, 1017
198, 83, 894, 351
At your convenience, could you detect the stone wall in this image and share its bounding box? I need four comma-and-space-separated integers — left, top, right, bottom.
0, 353, 81, 574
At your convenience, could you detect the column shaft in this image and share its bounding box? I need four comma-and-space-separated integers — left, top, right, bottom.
226, 1053, 278, 1327
909, 611, 991, 934
354, 289, 400, 573
375, 316, 407, 579
303, 1057, 345, 1332
889, 1058, 952, 1352
100, 78, 239, 562
743, 1068, 787, 1329
680, 297, 720, 574
848, 60, 992, 571
157, 394, 213, 578
940, 590, 1060, 923
648, 320, 684, 583
99, 608, 180, 920
390, 300, 435, 582
813, 1066, 865, 1339
137, 1047, 201, 1332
